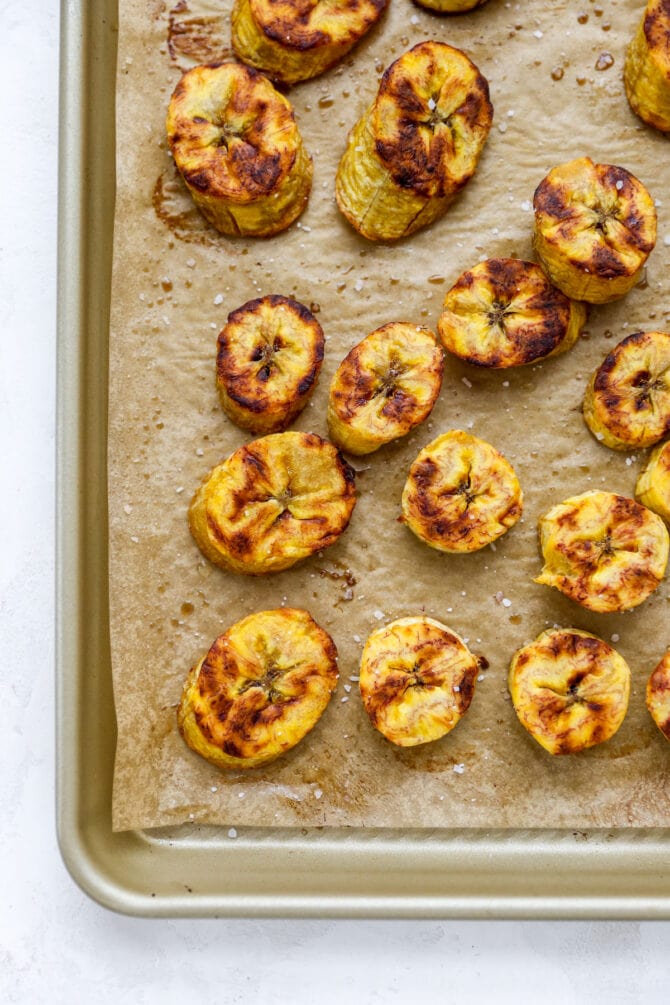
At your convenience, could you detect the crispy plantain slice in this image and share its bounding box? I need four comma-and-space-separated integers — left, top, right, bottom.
624, 0, 670, 132
335, 41, 492, 241
437, 257, 586, 368
327, 322, 444, 455
636, 439, 670, 524
646, 650, 670, 741
359, 616, 479, 747
509, 628, 630, 755
178, 608, 339, 768
216, 294, 324, 434
401, 430, 523, 553
535, 490, 669, 613
166, 61, 312, 236
189, 431, 357, 574
533, 157, 657, 304
231, 0, 388, 85
583, 331, 670, 450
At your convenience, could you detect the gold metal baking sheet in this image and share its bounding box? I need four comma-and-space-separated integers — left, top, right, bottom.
56, 0, 670, 916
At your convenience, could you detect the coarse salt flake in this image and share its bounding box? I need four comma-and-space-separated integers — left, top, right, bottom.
427, 97, 436, 110
314, 788, 323, 799
227, 828, 237, 839
462, 376, 473, 388
502, 597, 512, 608
533, 29, 543, 38
213, 294, 224, 305
611, 633, 620, 643
373, 610, 385, 620
453, 763, 466, 774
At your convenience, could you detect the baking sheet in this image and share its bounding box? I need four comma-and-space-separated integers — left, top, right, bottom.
108, 0, 670, 833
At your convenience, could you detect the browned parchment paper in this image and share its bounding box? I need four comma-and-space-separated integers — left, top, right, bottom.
109, 0, 670, 831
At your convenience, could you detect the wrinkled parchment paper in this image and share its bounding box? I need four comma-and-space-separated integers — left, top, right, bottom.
109, 0, 670, 831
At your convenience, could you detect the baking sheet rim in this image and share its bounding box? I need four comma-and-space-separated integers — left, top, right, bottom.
55, 0, 670, 918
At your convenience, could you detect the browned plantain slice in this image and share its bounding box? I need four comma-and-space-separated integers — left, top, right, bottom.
533, 157, 657, 304
509, 628, 630, 755
636, 439, 670, 524
189, 431, 357, 574
216, 295, 324, 434
437, 258, 586, 368
583, 331, 670, 450
327, 322, 444, 455
178, 608, 339, 768
401, 430, 523, 553
646, 650, 670, 741
231, 0, 388, 85
359, 616, 479, 747
166, 61, 312, 236
335, 41, 493, 241
535, 490, 669, 613
624, 0, 670, 132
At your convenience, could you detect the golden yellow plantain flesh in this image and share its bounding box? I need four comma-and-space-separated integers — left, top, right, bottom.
636, 440, 670, 524
437, 257, 586, 368
359, 616, 480, 747
231, 0, 388, 85
583, 330, 670, 451
216, 294, 324, 434
401, 430, 523, 553
327, 322, 444, 455
533, 157, 657, 304
178, 608, 339, 768
166, 61, 312, 236
535, 490, 669, 613
646, 650, 670, 742
189, 431, 357, 574
335, 41, 493, 241
509, 628, 630, 755
624, 0, 670, 132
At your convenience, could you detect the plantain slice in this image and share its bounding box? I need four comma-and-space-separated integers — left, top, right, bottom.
401, 430, 523, 553
216, 294, 324, 434
646, 650, 670, 741
189, 431, 357, 574
166, 61, 312, 236
624, 0, 670, 132
583, 330, 670, 450
532, 157, 657, 304
414, 0, 488, 10
359, 616, 479, 747
437, 257, 586, 368
636, 439, 670, 524
231, 0, 388, 85
335, 41, 493, 241
178, 608, 339, 768
509, 628, 630, 755
535, 490, 669, 613
327, 322, 444, 455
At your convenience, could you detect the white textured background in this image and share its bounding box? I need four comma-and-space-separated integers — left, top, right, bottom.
0, 2, 668, 1001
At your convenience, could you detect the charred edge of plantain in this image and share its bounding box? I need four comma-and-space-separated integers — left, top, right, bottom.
216, 296, 324, 430
439, 259, 581, 367
374, 62, 493, 199
647, 654, 670, 739
588, 331, 670, 447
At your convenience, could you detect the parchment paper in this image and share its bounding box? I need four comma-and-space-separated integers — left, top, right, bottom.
109, 0, 670, 831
